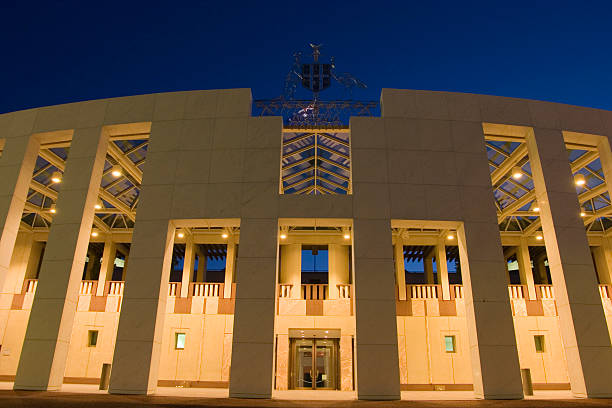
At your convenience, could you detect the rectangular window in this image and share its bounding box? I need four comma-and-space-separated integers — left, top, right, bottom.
444, 335, 456, 353
88, 330, 98, 347
534, 335, 545, 353
175, 333, 186, 350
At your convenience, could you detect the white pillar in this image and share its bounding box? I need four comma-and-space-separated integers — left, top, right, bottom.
328, 244, 349, 300
526, 128, 612, 397
14, 127, 109, 391
97, 239, 116, 296
516, 239, 537, 300
181, 237, 195, 297
279, 244, 301, 299
394, 237, 406, 300
224, 240, 236, 298
435, 239, 450, 300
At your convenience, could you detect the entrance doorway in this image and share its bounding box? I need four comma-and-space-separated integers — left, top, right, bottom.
290, 338, 339, 389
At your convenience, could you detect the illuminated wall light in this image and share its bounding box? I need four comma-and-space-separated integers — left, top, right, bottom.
580, 207, 586, 217
533, 206, 540, 212
51, 171, 62, 183
511, 166, 523, 180
177, 230, 185, 239
111, 164, 122, 178
536, 235, 543, 240
280, 233, 287, 240
91, 229, 99, 237
94, 198, 103, 210
342, 227, 350, 240
49, 204, 56, 214
574, 173, 586, 186
222, 231, 229, 239
447, 233, 455, 240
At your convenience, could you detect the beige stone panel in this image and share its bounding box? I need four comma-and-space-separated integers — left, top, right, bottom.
200, 315, 225, 381
103, 94, 155, 125
153, 92, 187, 121
109, 220, 175, 394
478, 95, 532, 126
14, 127, 108, 391
397, 333, 408, 384
275, 315, 316, 334
428, 318, 455, 384
313, 316, 355, 334
0, 310, 30, 376
221, 333, 232, 381
158, 314, 180, 380
322, 299, 351, 316
275, 334, 289, 390
245, 117, 282, 150
340, 335, 354, 391
448, 315, 472, 384
527, 127, 612, 397
279, 244, 301, 299
328, 244, 349, 300
278, 299, 306, 315
176, 315, 203, 381
229, 218, 277, 398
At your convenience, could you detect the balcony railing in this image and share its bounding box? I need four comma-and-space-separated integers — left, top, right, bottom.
337, 284, 351, 299
79, 280, 97, 295
24, 279, 37, 294
537, 284, 554, 299
107, 281, 124, 296
302, 284, 328, 300
279, 284, 293, 298
451, 284, 463, 299
508, 285, 526, 299
191, 282, 222, 297
408, 284, 440, 299
168, 282, 180, 297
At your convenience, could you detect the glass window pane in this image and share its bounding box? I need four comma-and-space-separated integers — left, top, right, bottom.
444, 335, 455, 353
175, 333, 186, 350
88, 330, 98, 347
534, 335, 545, 353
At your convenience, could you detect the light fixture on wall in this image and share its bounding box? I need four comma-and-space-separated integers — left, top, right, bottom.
512, 166, 523, 180
221, 230, 229, 239
111, 165, 122, 178
177, 229, 185, 239
446, 232, 455, 240
580, 207, 586, 217
94, 198, 103, 210
91, 228, 99, 237
279, 227, 288, 240
49, 204, 56, 214
533, 206, 540, 212
51, 171, 62, 183
342, 227, 350, 240
535, 234, 543, 240
574, 173, 586, 186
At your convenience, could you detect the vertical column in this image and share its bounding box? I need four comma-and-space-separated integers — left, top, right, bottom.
84, 251, 96, 280
424, 255, 434, 284
328, 244, 349, 300
353, 218, 400, 400
97, 239, 116, 296
0, 135, 40, 341
196, 248, 206, 283
534, 254, 548, 284
393, 236, 406, 300
592, 242, 612, 284
14, 127, 108, 391
457, 221, 523, 399
516, 239, 537, 300
181, 237, 195, 297
223, 240, 235, 298
435, 239, 450, 300
526, 128, 612, 397
229, 218, 278, 398
279, 244, 301, 299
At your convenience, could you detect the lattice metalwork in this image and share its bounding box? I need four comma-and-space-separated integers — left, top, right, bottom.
281, 130, 351, 195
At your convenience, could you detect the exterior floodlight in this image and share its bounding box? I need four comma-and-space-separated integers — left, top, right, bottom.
94, 198, 103, 210
447, 233, 455, 240
574, 173, 586, 186
536, 235, 543, 240
580, 207, 586, 217
222, 232, 229, 239
51, 171, 62, 183
49, 204, 56, 214
177, 230, 185, 239
511, 166, 523, 180
111, 165, 122, 178
342, 227, 350, 240
91, 229, 99, 237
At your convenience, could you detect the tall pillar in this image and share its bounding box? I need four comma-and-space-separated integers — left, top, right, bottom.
279, 244, 301, 299
534, 254, 548, 284
196, 247, 206, 282
181, 237, 195, 297
424, 254, 434, 284
84, 250, 96, 280
121, 254, 129, 280
353, 218, 400, 400
526, 128, 612, 397
328, 244, 349, 299
393, 237, 406, 300
14, 127, 109, 391
108, 220, 175, 394
97, 239, 116, 296
457, 221, 523, 399
229, 218, 277, 398
25, 241, 44, 280
435, 239, 450, 300
516, 239, 537, 300
0, 134, 40, 342
223, 240, 236, 298
592, 240, 612, 284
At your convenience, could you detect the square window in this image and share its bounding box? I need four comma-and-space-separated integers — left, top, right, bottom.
175, 333, 186, 350
534, 335, 545, 353
444, 335, 456, 353
87, 330, 98, 347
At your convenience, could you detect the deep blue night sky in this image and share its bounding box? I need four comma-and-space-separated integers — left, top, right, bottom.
2, 2, 611, 114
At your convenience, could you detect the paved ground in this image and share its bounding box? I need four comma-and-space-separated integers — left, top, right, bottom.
2, 390, 612, 408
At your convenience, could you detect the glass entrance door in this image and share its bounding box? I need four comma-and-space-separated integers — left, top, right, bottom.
290, 338, 338, 389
